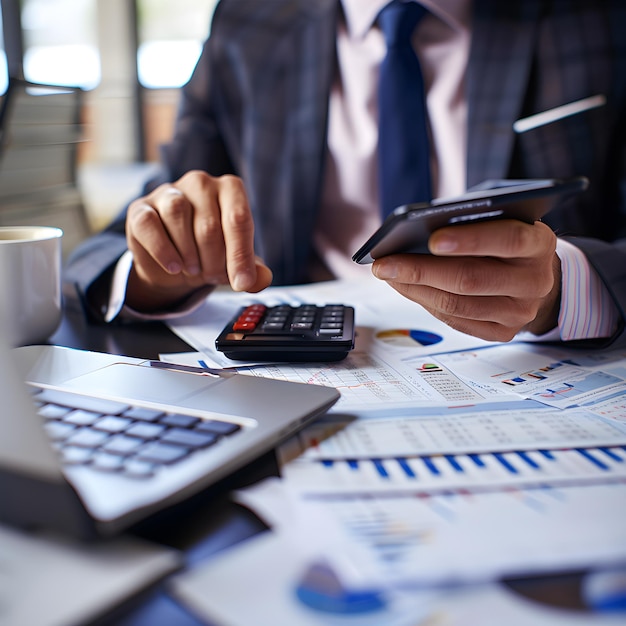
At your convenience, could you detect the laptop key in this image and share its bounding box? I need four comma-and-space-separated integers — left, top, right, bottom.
102, 434, 145, 456
160, 428, 217, 449
125, 422, 167, 440
65, 428, 111, 448
63, 410, 102, 427
91, 452, 126, 472
123, 459, 156, 479
195, 420, 241, 437
122, 406, 165, 422
38, 403, 72, 419
34, 389, 130, 415
160, 413, 200, 429
60, 446, 95, 465
93, 416, 134, 433
44, 420, 77, 441
135, 442, 190, 464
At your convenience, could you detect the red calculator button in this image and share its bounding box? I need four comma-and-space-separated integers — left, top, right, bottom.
233, 320, 257, 331
240, 314, 262, 323
232, 304, 268, 331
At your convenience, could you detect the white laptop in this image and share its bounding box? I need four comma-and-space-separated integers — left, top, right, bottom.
0, 327, 339, 539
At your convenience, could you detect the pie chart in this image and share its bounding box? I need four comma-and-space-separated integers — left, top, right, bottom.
376, 328, 443, 347
294, 561, 386, 615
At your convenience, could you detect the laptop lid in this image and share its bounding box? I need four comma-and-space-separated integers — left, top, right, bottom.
0, 330, 96, 537
0, 327, 340, 539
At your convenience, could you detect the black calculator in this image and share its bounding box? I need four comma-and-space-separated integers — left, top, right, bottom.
215, 303, 355, 362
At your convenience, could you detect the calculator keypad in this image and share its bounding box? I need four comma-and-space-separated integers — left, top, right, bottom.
216, 303, 355, 362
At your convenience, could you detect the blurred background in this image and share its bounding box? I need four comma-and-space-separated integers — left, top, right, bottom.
0, 0, 219, 256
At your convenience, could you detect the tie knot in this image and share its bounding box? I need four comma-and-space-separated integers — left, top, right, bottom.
378, 1, 427, 48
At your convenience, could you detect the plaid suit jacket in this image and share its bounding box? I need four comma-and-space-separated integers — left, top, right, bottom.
66, 0, 626, 346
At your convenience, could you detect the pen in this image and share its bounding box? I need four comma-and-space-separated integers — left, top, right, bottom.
148, 360, 227, 377
513, 94, 606, 133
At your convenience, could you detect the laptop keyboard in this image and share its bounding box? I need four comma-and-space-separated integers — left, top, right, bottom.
33, 387, 241, 479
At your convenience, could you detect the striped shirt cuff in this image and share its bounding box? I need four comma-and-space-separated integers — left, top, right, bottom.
556, 238, 619, 340
105, 250, 134, 322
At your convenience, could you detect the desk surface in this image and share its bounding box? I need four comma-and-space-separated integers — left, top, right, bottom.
48, 308, 593, 625
51, 305, 192, 360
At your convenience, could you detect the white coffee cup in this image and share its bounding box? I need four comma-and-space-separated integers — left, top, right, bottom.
0, 226, 63, 347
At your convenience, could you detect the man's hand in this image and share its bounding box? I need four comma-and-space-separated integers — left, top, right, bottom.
372, 220, 561, 342
125, 171, 272, 312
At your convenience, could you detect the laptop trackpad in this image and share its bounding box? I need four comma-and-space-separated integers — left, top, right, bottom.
55, 362, 227, 407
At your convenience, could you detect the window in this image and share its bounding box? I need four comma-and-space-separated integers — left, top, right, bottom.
136, 0, 217, 89
0, 10, 7, 94
21, 0, 99, 89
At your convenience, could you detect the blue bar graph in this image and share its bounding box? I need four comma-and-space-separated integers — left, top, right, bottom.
538, 450, 555, 460
299, 446, 626, 495
397, 458, 416, 478
494, 453, 518, 474
469, 454, 485, 467
445, 455, 464, 472
577, 449, 609, 471
517, 451, 540, 469
599, 447, 623, 462
422, 457, 440, 475
373, 459, 389, 478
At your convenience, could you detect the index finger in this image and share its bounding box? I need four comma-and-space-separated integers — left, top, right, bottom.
175, 172, 258, 291
428, 220, 556, 259
216, 175, 257, 291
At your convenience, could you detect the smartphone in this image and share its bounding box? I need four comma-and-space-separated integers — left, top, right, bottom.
352, 176, 589, 264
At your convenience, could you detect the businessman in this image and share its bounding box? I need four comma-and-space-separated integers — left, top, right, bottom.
65, 0, 626, 347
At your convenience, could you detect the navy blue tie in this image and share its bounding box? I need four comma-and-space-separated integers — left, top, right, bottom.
377, 1, 431, 219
